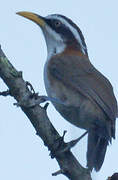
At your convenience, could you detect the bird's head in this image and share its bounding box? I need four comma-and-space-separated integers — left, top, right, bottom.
17, 11, 88, 59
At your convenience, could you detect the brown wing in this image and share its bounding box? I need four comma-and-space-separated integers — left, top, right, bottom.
48, 54, 117, 123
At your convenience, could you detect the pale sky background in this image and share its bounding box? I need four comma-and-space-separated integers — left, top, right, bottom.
0, 1, 118, 180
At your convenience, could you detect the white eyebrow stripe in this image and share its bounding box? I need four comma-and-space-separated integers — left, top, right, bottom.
46, 15, 87, 54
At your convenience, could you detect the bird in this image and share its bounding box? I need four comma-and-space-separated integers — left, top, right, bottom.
16, 11, 118, 171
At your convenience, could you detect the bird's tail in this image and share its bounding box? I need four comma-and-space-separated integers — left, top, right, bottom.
87, 128, 110, 171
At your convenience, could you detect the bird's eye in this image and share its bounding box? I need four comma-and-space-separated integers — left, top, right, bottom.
54, 20, 61, 27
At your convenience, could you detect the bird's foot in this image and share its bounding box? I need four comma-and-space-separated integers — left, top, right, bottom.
14, 81, 49, 108
14, 81, 65, 108
50, 130, 68, 158
50, 130, 88, 158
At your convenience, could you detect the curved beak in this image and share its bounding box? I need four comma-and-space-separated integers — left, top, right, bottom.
16, 11, 45, 28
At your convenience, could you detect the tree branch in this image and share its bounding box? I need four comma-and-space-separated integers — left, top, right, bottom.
0, 45, 92, 180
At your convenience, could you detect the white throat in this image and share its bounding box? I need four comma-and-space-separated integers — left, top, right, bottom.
46, 37, 66, 61
43, 25, 66, 61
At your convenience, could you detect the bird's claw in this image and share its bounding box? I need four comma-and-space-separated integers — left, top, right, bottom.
50, 131, 88, 158
14, 81, 51, 108
26, 81, 35, 94
50, 130, 67, 158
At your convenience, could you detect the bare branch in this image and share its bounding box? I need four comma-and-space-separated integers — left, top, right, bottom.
0, 45, 92, 180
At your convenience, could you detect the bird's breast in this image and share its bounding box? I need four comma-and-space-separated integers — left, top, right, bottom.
44, 59, 83, 107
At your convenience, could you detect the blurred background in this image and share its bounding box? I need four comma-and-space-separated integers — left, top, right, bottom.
0, 1, 118, 179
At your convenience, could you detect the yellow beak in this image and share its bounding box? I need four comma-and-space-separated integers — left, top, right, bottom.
16, 11, 45, 27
